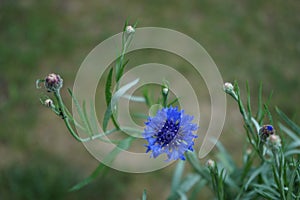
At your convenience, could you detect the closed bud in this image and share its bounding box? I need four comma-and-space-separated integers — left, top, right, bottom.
162, 87, 169, 95
259, 125, 275, 142
125, 25, 135, 35
246, 148, 252, 155
267, 134, 281, 148
45, 73, 63, 92
223, 82, 234, 92
223, 82, 238, 100
44, 99, 54, 108
206, 159, 216, 169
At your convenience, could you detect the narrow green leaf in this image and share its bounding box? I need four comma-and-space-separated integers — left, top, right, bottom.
241, 150, 254, 182
287, 166, 298, 200
276, 107, 300, 135
224, 173, 239, 191
68, 88, 89, 133
256, 82, 264, 123
36, 79, 45, 89
102, 104, 113, 132
132, 113, 149, 120
142, 189, 147, 200
186, 151, 210, 180
279, 123, 300, 141
69, 137, 133, 191
168, 98, 179, 107
255, 188, 280, 200
107, 137, 134, 160
264, 103, 273, 125
89, 100, 99, 134
123, 20, 129, 32
105, 68, 114, 106
116, 59, 129, 82
217, 169, 226, 199
111, 78, 139, 106
82, 101, 93, 136
264, 90, 274, 124
120, 126, 143, 137
284, 150, 300, 157
178, 174, 200, 192
122, 94, 146, 102
133, 21, 138, 28
287, 140, 300, 150
69, 163, 106, 191
253, 184, 280, 199
241, 190, 259, 200
143, 87, 152, 107
216, 142, 236, 173
246, 81, 252, 117
171, 160, 185, 192
189, 179, 207, 200
103, 79, 139, 131
177, 191, 188, 200
245, 163, 268, 189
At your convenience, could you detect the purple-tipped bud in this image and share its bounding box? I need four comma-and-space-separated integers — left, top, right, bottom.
259, 125, 275, 142
45, 73, 63, 92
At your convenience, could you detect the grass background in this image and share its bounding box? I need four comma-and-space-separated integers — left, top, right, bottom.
0, 0, 299, 199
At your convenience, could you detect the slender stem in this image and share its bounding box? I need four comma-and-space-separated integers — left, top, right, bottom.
80, 128, 118, 142
54, 90, 83, 142
54, 89, 119, 143
273, 150, 287, 200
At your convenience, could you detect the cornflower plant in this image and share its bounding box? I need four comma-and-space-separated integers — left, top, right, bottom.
166, 82, 300, 200
36, 23, 299, 199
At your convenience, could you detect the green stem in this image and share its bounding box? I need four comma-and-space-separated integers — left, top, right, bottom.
54, 90, 83, 142
80, 128, 118, 142
54, 89, 119, 143
273, 150, 287, 200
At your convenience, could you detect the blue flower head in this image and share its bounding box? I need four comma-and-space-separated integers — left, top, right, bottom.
143, 106, 198, 161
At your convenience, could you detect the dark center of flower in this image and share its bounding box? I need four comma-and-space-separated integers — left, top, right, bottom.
155, 119, 180, 146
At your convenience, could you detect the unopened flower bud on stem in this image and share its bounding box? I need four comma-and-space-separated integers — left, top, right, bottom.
223, 82, 238, 100
125, 25, 135, 35
206, 159, 216, 169
224, 82, 234, 91
44, 99, 54, 108
267, 134, 282, 148
259, 125, 275, 142
45, 73, 63, 92
162, 87, 169, 95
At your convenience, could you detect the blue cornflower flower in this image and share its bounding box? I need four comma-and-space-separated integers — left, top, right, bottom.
143, 106, 198, 161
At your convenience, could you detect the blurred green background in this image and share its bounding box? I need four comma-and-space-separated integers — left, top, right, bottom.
1, 0, 299, 199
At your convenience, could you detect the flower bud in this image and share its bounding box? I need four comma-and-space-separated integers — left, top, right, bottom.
223, 82, 234, 92
162, 87, 169, 95
267, 134, 281, 148
44, 99, 54, 108
259, 125, 275, 142
206, 159, 216, 169
45, 73, 63, 92
125, 25, 135, 35
223, 82, 238, 100
246, 148, 252, 155
224, 82, 233, 90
